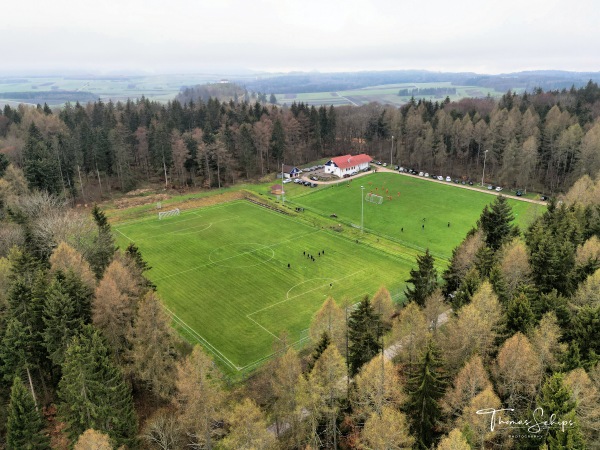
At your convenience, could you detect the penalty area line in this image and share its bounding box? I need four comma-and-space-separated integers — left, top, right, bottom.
163, 305, 240, 371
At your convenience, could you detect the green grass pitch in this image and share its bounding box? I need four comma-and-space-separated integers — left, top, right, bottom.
291, 173, 544, 260
113, 173, 543, 375
114, 201, 416, 374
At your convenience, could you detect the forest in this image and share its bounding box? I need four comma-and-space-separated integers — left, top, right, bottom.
0, 83, 599, 448
1, 82, 600, 204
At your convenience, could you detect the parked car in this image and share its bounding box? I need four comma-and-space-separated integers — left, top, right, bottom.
488, 185, 493, 190
437, 175, 443, 181
303, 181, 311, 186
424, 172, 429, 178
495, 186, 503, 192
419, 171, 424, 177
540, 195, 548, 201
468, 181, 474, 185
398, 166, 404, 172
516, 190, 523, 196
362, 167, 370, 172
445, 176, 451, 182
376, 161, 382, 165
394, 165, 399, 170
283, 178, 291, 184
310, 183, 318, 188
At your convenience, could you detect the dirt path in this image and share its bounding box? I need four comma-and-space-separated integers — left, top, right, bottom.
303, 166, 547, 206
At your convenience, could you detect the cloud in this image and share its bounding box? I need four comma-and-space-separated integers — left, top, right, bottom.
1, 0, 599, 74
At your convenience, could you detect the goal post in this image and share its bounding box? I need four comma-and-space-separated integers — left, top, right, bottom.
158, 208, 180, 220
365, 193, 383, 204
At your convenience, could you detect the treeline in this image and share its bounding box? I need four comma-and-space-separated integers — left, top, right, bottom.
398, 87, 457, 96
0, 174, 599, 448
1, 82, 600, 203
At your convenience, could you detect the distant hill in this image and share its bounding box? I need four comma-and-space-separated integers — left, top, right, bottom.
234, 70, 600, 94
0, 90, 98, 104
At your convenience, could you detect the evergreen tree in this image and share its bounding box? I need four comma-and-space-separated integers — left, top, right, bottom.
58, 325, 137, 447
473, 245, 495, 278
405, 249, 438, 307
22, 122, 62, 195
269, 119, 285, 168
89, 205, 116, 278
0, 153, 8, 177
506, 293, 535, 335
348, 296, 382, 375
451, 267, 481, 310
479, 195, 517, 250
406, 340, 447, 449
538, 373, 586, 449
6, 377, 49, 450
569, 305, 600, 367
42, 278, 82, 367
307, 331, 330, 372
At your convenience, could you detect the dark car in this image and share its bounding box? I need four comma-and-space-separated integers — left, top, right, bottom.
516, 190, 523, 196
468, 181, 474, 185
310, 176, 318, 181
540, 195, 548, 201
310, 183, 318, 188
303, 181, 311, 186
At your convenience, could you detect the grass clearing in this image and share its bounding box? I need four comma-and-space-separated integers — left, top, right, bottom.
112, 172, 544, 376
114, 200, 414, 375
290, 173, 544, 260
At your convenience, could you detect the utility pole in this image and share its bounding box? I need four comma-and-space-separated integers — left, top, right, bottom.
390, 135, 394, 166
361, 185, 365, 233
481, 149, 489, 187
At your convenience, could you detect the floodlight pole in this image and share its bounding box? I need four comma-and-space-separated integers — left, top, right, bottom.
281, 162, 285, 205
361, 185, 365, 233
390, 135, 394, 166
481, 150, 489, 187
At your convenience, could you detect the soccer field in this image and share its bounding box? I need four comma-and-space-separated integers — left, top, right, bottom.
291, 173, 544, 260
114, 201, 415, 374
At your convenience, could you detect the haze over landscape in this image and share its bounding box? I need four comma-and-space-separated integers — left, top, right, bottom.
2, 0, 599, 75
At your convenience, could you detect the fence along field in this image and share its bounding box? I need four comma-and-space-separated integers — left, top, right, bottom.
114, 200, 414, 374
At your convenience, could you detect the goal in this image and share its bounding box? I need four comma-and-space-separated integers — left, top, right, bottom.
365, 193, 383, 204
158, 208, 180, 220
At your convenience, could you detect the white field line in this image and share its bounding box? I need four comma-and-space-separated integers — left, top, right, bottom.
114, 228, 134, 242
286, 278, 333, 299
246, 315, 281, 340
238, 291, 369, 372
163, 305, 240, 371
153, 229, 320, 282
248, 270, 365, 318
116, 210, 204, 229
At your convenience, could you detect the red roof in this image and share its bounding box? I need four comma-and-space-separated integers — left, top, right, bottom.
330, 154, 372, 170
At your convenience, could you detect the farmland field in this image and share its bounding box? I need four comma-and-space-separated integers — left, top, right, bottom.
274, 82, 507, 107
290, 173, 543, 260
114, 200, 415, 374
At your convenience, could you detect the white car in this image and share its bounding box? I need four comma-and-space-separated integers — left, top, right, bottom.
424, 173, 429, 178
283, 178, 291, 184
419, 171, 424, 177
495, 186, 503, 192
446, 176, 451, 182
437, 175, 443, 181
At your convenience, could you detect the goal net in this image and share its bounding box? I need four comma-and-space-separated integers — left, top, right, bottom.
158, 208, 180, 220
365, 193, 383, 204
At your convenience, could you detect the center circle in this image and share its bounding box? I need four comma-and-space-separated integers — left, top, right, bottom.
209, 242, 275, 268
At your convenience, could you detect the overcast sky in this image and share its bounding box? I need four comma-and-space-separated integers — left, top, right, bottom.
2, 0, 599, 75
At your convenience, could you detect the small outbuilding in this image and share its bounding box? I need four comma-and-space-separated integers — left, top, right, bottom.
278, 165, 302, 179
324, 154, 372, 178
